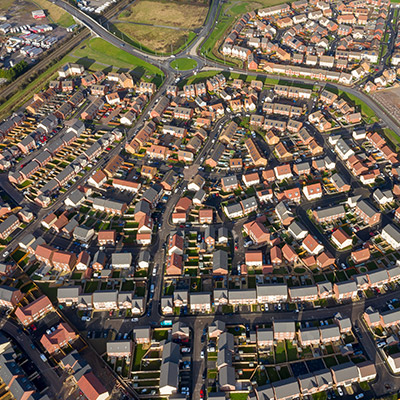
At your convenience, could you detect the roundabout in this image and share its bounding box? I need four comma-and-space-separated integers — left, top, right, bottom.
170, 57, 198, 71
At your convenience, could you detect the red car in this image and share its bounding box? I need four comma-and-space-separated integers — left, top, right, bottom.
235, 245, 238, 250
200, 389, 204, 399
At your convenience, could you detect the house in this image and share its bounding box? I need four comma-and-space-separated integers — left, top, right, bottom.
0, 286, 23, 309
106, 340, 132, 358
15, 295, 54, 326
190, 292, 211, 313
159, 341, 180, 396
241, 196, 258, 215
358, 361, 377, 382
92, 290, 118, 310
243, 172, 260, 188
257, 329, 274, 347
298, 374, 320, 396
243, 220, 270, 244
40, 322, 76, 354
137, 250, 151, 270
303, 183, 322, 201
288, 221, 308, 240
111, 253, 132, 269
273, 321, 296, 340
224, 203, 243, 219
76, 251, 91, 270
188, 175, 205, 192
331, 362, 360, 387
209, 320, 225, 338
367, 269, 389, 287
302, 234, 324, 255
333, 281, 358, 300
132, 327, 151, 344
275, 202, 294, 226
161, 297, 173, 315
229, 289, 257, 305
257, 284, 288, 303
320, 325, 341, 343
382, 224, 400, 250
221, 176, 238, 192
88, 170, 107, 188
299, 327, 320, 346
354, 200, 381, 226
171, 321, 190, 341
245, 251, 263, 267
166, 253, 183, 275
213, 250, 228, 275
199, 209, 213, 224
0, 215, 19, 240
313, 205, 346, 223
97, 230, 116, 246
173, 290, 188, 308
331, 228, 352, 249
289, 285, 318, 302
57, 286, 81, 306
77, 372, 109, 400
274, 164, 293, 181
351, 248, 370, 264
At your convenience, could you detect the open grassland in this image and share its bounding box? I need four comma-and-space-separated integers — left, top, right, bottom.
201, 0, 288, 64
118, 0, 208, 29
71, 38, 164, 83
114, 23, 195, 54
30, 0, 75, 27
0, 0, 14, 11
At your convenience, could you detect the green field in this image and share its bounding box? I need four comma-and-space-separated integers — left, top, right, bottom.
383, 128, 400, 150
31, 0, 75, 27
113, 23, 196, 55
70, 38, 164, 84
170, 58, 198, 71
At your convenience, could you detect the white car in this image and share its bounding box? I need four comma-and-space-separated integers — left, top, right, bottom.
337, 387, 344, 397
200, 350, 205, 359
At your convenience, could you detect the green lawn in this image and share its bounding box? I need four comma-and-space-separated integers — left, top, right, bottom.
170, 58, 198, 71
133, 344, 147, 370
275, 342, 286, 363
36, 282, 57, 301
230, 394, 250, 400
71, 38, 164, 85
84, 281, 99, 293
266, 367, 280, 383
286, 340, 298, 361
383, 128, 400, 151
152, 329, 169, 341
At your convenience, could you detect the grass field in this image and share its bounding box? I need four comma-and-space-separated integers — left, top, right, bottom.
116, 0, 207, 54
114, 23, 195, 54
118, 0, 208, 29
0, 0, 14, 11
70, 38, 164, 84
31, 0, 75, 27
383, 128, 400, 150
170, 58, 198, 71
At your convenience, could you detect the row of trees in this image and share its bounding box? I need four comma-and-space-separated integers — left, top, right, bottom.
0, 60, 29, 82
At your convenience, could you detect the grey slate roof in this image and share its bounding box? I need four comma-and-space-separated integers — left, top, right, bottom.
106, 340, 131, 354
